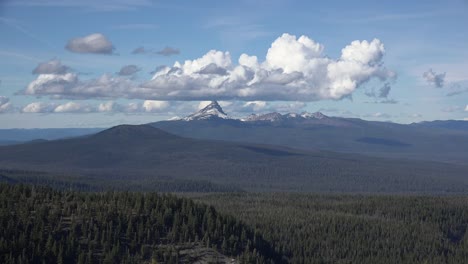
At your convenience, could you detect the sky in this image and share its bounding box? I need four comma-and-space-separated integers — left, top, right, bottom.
1, 0, 468, 128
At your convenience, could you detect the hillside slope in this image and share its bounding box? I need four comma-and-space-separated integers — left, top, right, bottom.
0, 125, 468, 193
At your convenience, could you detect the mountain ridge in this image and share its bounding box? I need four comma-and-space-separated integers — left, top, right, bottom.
184, 101, 229, 121
151, 101, 468, 164
2, 123, 468, 193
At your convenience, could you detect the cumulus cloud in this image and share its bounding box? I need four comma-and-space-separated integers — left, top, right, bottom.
24, 33, 395, 102
24, 73, 79, 96
0, 96, 13, 113
54, 102, 93, 113
22, 102, 56, 113
92, 100, 173, 113
221, 100, 305, 114
423, 69, 445, 88
65, 33, 115, 54
23, 101, 93, 113
142, 34, 394, 101
142, 100, 170, 112
117, 65, 140, 76
241, 101, 267, 112
98, 101, 117, 112
23, 73, 134, 99
465, 105, 468, 112
21, 100, 172, 114
197, 63, 228, 75
156, 46, 180, 56
32, 59, 70, 74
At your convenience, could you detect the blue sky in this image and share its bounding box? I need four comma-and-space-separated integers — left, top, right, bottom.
0, 0, 467, 128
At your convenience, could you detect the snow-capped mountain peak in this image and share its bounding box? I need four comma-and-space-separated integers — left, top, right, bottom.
301, 111, 328, 119
242, 111, 328, 122
242, 112, 283, 122
183, 101, 229, 121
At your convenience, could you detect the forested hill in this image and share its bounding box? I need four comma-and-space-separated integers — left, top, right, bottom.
0, 184, 283, 263
2, 124, 468, 193
196, 193, 468, 263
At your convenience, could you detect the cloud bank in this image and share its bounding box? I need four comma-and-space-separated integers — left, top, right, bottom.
25, 33, 395, 101
65, 33, 115, 54
20, 100, 172, 114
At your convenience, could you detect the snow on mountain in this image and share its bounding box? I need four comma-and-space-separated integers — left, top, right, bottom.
183, 101, 229, 121
300, 112, 327, 119
182, 101, 328, 122
242, 112, 284, 122
242, 111, 328, 122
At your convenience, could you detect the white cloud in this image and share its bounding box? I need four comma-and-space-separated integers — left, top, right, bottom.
65, 33, 114, 54
143, 34, 394, 101
341, 39, 385, 65
24, 73, 133, 99
197, 101, 212, 110
25, 73, 78, 96
465, 105, 468, 112
265, 33, 324, 74
22, 102, 56, 113
20, 100, 174, 114
142, 100, 170, 112
98, 101, 116, 112
243, 101, 267, 111
54, 102, 92, 113
24, 33, 395, 102
0, 96, 13, 113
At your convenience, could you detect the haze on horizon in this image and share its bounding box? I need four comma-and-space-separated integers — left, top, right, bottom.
1, 0, 468, 128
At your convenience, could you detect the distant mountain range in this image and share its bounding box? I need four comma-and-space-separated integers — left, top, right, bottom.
1, 100, 468, 193
177, 100, 336, 124
1, 124, 468, 193
183, 101, 229, 121
0, 128, 103, 144
151, 101, 468, 163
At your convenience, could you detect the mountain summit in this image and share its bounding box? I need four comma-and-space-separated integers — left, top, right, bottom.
182, 101, 330, 123
184, 101, 229, 121
242, 111, 329, 122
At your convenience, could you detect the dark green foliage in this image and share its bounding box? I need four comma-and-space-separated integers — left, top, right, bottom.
0, 169, 243, 193
196, 193, 468, 264
0, 184, 282, 263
